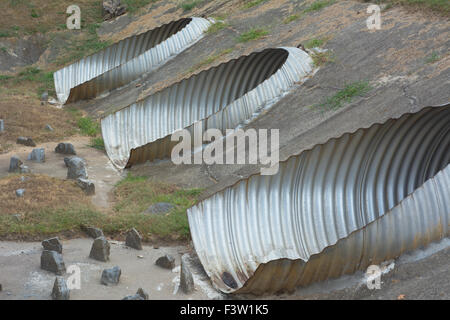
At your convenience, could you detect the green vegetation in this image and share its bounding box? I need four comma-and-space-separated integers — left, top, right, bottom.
304, 0, 335, 13
425, 51, 441, 64
318, 81, 371, 110
180, 0, 201, 12
304, 38, 326, 49
237, 28, 268, 42
77, 117, 100, 137
242, 0, 269, 9
283, 14, 301, 24
30, 8, 40, 18
0, 67, 55, 97
89, 137, 105, 151
311, 50, 334, 66
122, 0, 155, 14
205, 21, 228, 34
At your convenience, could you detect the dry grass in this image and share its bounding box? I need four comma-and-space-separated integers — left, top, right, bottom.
0, 174, 90, 215
0, 96, 78, 153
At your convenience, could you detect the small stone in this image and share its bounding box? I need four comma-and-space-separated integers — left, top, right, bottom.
122, 287, 148, 300
8, 156, 22, 172
125, 228, 142, 250
89, 236, 110, 262
180, 254, 194, 294
155, 254, 175, 270
122, 294, 144, 300
19, 165, 30, 173
81, 226, 104, 238
0, 119, 4, 133
45, 124, 54, 131
55, 143, 76, 155
41, 91, 49, 102
42, 237, 63, 254
51, 276, 70, 300
144, 202, 174, 215
100, 266, 121, 286
27, 148, 45, 162
16, 136, 36, 147
76, 178, 95, 195
15, 189, 25, 197
41, 250, 66, 275
66, 156, 87, 180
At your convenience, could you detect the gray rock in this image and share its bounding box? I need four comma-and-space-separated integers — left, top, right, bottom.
19, 165, 30, 173
103, 0, 126, 20
15, 189, 25, 197
89, 236, 110, 262
76, 178, 95, 195
45, 124, 54, 131
155, 254, 175, 270
101, 266, 121, 286
55, 143, 76, 155
122, 288, 148, 300
51, 276, 70, 300
66, 156, 87, 180
63, 157, 72, 167
81, 226, 104, 238
11, 214, 22, 222
42, 237, 62, 254
17, 136, 36, 147
27, 148, 45, 162
144, 202, 174, 215
180, 254, 194, 294
41, 91, 48, 102
0, 119, 4, 133
8, 156, 22, 172
41, 250, 66, 275
125, 228, 142, 250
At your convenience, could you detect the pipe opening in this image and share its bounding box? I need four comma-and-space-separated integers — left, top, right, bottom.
101, 47, 313, 168
187, 105, 450, 294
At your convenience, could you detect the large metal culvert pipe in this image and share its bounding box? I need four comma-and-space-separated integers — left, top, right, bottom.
101, 47, 314, 169
53, 17, 212, 104
187, 105, 450, 294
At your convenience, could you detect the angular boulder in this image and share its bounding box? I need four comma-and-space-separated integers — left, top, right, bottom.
76, 178, 95, 195
66, 157, 88, 180
180, 254, 194, 294
100, 266, 121, 286
17, 136, 36, 147
42, 237, 63, 254
125, 228, 142, 250
8, 156, 22, 173
89, 236, 110, 262
55, 143, 76, 155
102, 0, 126, 21
27, 148, 45, 162
51, 276, 70, 300
15, 189, 25, 197
81, 226, 104, 238
41, 250, 66, 275
155, 254, 176, 270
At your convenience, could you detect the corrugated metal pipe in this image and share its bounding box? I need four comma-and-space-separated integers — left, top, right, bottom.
53, 17, 212, 104
188, 105, 450, 294
101, 47, 314, 168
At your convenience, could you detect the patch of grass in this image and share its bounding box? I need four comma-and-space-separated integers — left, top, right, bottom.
361, 0, 449, 15
122, 0, 155, 14
0, 31, 11, 37
205, 21, 228, 34
311, 50, 334, 66
77, 116, 100, 137
304, 0, 335, 13
0, 67, 55, 97
242, 0, 268, 9
283, 14, 301, 24
304, 38, 326, 49
180, 0, 200, 12
318, 81, 371, 110
30, 8, 40, 18
237, 28, 268, 42
425, 51, 441, 63
90, 137, 105, 151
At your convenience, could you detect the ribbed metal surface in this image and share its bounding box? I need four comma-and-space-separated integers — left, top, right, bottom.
101, 47, 314, 168
187, 105, 450, 294
54, 18, 212, 104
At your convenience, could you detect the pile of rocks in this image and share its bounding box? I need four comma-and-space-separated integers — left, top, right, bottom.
102, 0, 126, 21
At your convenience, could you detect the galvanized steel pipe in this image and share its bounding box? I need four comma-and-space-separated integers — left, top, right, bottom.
101, 47, 314, 168
54, 17, 212, 104
187, 105, 450, 294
